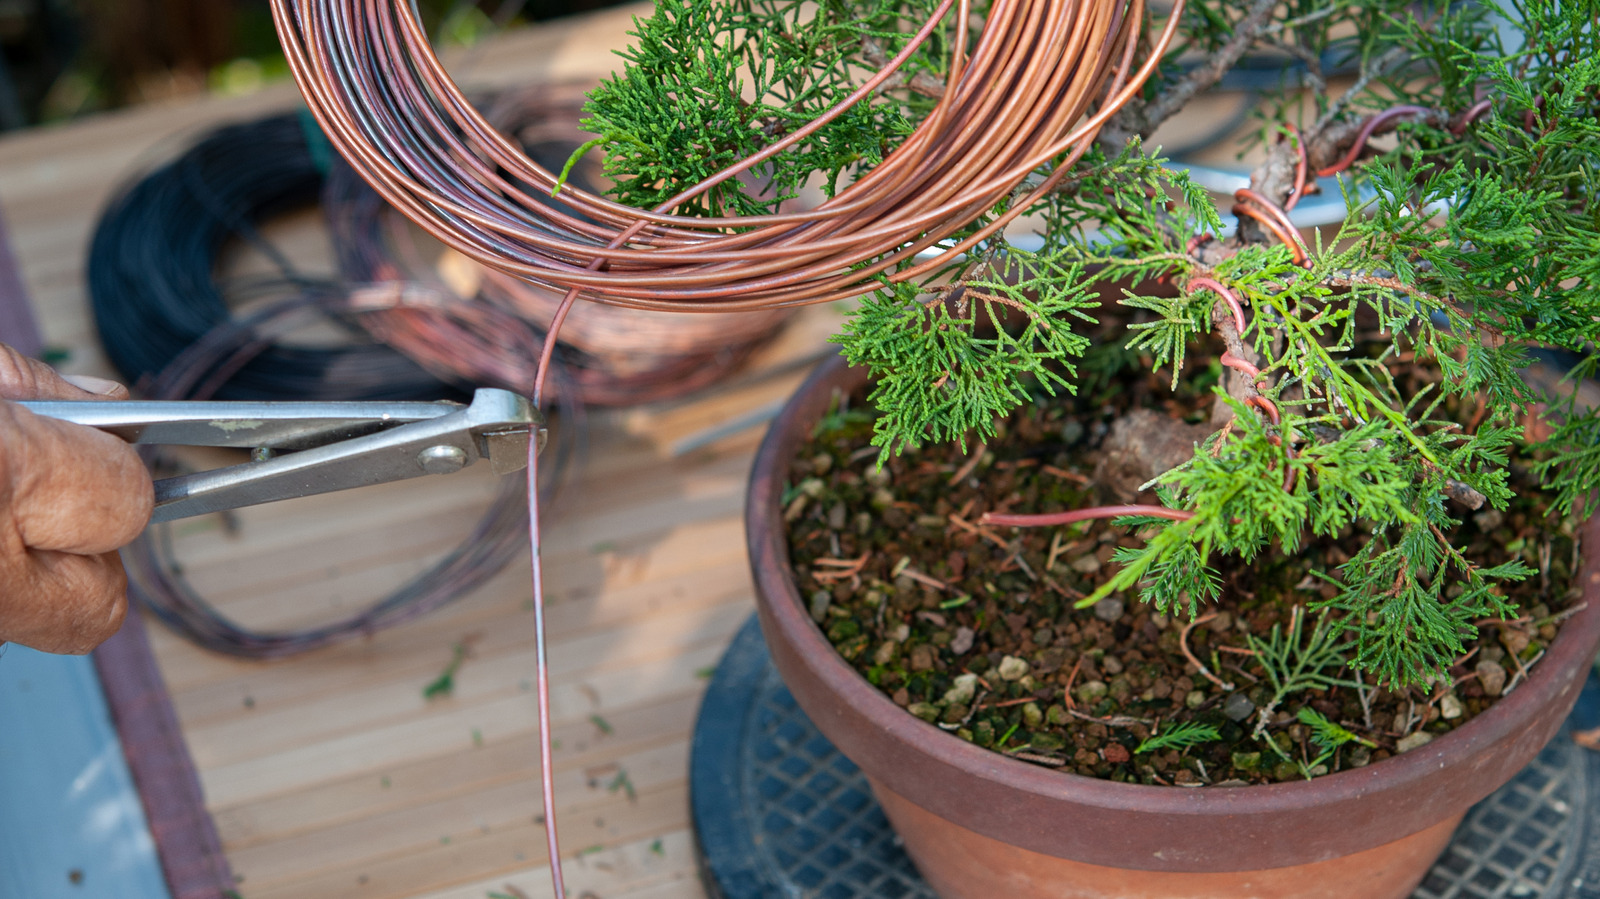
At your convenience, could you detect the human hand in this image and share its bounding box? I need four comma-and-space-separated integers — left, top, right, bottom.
0, 345, 153, 654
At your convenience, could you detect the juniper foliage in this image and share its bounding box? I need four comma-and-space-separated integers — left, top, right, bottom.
1135, 720, 1222, 755
575, 0, 1598, 688
570, 0, 952, 217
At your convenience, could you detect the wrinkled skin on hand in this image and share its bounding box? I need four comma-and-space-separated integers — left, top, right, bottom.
0, 345, 152, 654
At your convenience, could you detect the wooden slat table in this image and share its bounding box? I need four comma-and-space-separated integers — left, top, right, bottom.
0, 7, 840, 897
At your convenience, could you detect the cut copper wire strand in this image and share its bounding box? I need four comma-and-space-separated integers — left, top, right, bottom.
1279, 123, 1310, 211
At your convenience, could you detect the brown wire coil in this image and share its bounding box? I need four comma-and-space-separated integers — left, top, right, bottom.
271, 0, 1186, 313
323, 81, 793, 405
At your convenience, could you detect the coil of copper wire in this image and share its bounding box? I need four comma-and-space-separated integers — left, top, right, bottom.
271, 0, 1186, 314
322, 81, 793, 406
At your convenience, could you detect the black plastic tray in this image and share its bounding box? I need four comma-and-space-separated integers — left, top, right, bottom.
691, 615, 1600, 899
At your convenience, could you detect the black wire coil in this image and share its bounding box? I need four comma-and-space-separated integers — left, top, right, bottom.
86, 110, 580, 657
88, 112, 454, 401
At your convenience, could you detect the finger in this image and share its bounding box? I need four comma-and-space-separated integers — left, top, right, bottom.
0, 404, 153, 554
61, 374, 131, 399
0, 343, 122, 401
0, 549, 128, 655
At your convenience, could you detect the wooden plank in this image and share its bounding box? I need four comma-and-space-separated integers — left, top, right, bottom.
238, 783, 693, 899
212, 690, 705, 848
408, 831, 704, 899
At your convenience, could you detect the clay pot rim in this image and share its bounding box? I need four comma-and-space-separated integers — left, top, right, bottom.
748, 353, 1600, 820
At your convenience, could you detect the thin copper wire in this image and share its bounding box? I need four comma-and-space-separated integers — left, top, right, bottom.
1315, 104, 1430, 177
981, 504, 1193, 527
1450, 99, 1492, 136
1280, 123, 1310, 211
1232, 186, 1310, 266
1190, 275, 1246, 334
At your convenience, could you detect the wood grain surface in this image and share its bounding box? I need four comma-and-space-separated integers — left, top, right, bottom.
0, 6, 832, 897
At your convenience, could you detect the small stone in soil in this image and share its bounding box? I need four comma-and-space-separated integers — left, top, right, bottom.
1073, 555, 1104, 575
1023, 703, 1043, 728
1440, 693, 1464, 719
1477, 659, 1508, 696
1102, 743, 1130, 764
1102, 655, 1124, 676
910, 644, 937, 671
1185, 690, 1207, 710
827, 503, 847, 529
1223, 693, 1256, 722
1077, 680, 1109, 703
809, 590, 831, 622
1092, 598, 1124, 622
998, 656, 1030, 681
1396, 732, 1436, 753
951, 626, 975, 654
944, 673, 978, 705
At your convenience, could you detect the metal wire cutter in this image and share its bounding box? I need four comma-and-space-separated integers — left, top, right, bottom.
20, 388, 542, 524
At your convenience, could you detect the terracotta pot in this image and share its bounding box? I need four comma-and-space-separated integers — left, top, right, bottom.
745, 353, 1600, 899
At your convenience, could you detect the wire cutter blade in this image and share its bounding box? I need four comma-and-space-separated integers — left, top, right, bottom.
20, 388, 542, 524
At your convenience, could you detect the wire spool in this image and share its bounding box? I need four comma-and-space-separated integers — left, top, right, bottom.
85, 111, 582, 657
87, 113, 458, 402
116, 288, 582, 658
271, 0, 1188, 313
322, 81, 792, 406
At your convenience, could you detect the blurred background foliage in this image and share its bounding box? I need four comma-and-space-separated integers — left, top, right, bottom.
0, 0, 623, 129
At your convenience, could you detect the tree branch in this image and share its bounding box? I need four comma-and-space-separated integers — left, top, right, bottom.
1099, 0, 1279, 149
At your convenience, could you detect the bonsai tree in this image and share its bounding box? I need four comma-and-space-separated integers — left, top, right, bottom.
571, 0, 1600, 698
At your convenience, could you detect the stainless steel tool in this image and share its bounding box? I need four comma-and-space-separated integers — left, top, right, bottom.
20, 388, 543, 524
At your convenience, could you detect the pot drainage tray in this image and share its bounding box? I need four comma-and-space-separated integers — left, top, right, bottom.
691, 614, 1600, 899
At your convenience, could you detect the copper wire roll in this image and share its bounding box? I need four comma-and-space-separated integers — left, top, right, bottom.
271, 0, 1186, 313
478, 84, 793, 403
322, 81, 792, 406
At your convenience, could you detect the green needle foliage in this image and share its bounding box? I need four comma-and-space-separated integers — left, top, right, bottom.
580, 0, 1599, 689
1136, 720, 1222, 755
835, 249, 1098, 460
1242, 607, 1365, 734
570, 0, 952, 217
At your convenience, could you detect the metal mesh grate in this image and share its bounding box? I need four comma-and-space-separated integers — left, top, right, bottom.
742, 679, 937, 899
1414, 734, 1586, 899
692, 616, 1600, 899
